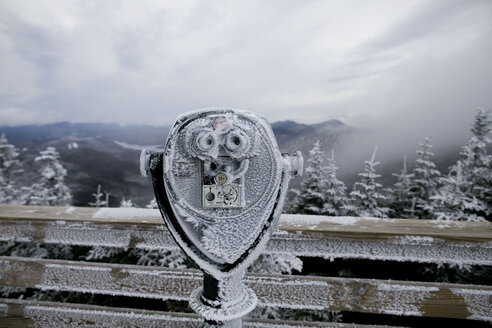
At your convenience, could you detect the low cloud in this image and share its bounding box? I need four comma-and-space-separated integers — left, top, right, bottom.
0, 107, 51, 126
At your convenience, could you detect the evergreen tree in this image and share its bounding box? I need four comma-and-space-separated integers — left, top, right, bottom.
431, 162, 486, 221
292, 140, 328, 214
20, 183, 56, 206
146, 199, 158, 209
390, 156, 414, 218
345, 147, 389, 217
22, 147, 71, 206
249, 254, 303, 275
89, 185, 107, 207
456, 109, 491, 220
322, 150, 348, 216
120, 198, 135, 208
0, 134, 23, 204
36, 147, 72, 206
407, 137, 441, 219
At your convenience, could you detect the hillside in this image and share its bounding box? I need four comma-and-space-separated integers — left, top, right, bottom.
0, 119, 464, 206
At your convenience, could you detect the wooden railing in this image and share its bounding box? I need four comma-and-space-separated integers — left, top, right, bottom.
0, 204, 491, 327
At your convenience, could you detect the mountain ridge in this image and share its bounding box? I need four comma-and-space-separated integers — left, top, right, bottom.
0, 119, 353, 206
0, 119, 463, 208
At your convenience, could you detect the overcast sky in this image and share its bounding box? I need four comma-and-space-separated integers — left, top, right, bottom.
1, 0, 491, 145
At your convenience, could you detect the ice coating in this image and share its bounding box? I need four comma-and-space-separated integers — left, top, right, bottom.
376, 283, 439, 316
185, 111, 259, 161
162, 109, 285, 270
281, 214, 362, 227
151, 108, 302, 324
22, 303, 202, 327
2, 256, 491, 322
190, 287, 257, 322
451, 288, 492, 321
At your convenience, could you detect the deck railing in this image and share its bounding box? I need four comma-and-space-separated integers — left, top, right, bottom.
0, 204, 491, 327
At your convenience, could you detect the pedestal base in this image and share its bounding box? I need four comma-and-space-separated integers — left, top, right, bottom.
189, 286, 257, 323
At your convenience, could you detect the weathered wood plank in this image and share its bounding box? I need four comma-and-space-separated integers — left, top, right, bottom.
1, 205, 491, 240
0, 299, 399, 328
1, 257, 490, 321
0, 205, 162, 225
1, 205, 491, 265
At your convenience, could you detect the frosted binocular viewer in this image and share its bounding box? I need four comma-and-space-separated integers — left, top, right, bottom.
141, 108, 302, 325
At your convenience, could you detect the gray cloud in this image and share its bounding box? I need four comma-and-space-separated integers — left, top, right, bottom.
367, 0, 471, 50
0, 0, 490, 139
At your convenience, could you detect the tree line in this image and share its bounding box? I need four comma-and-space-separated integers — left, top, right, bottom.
289, 109, 491, 222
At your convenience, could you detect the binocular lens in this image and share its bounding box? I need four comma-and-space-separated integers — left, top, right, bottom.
196, 132, 216, 151
225, 131, 249, 153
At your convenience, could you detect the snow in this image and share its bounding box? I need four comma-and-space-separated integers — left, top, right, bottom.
281, 214, 361, 227
65, 207, 76, 214
376, 283, 439, 317
347, 147, 389, 218
0, 133, 23, 204
2, 209, 490, 266
0, 303, 6, 316
36, 262, 200, 301
67, 142, 78, 150
451, 288, 492, 321
395, 235, 435, 245
24, 305, 201, 327
24, 147, 72, 206
150, 108, 304, 320
407, 136, 442, 220
93, 208, 160, 221
267, 225, 492, 266
4, 255, 490, 323
114, 140, 162, 152
190, 286, 257, 322
161, 109, 287, 279
45, 224, 131, 248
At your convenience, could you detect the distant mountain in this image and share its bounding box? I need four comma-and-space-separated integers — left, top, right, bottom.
271, 119, 347, 146
0, 119, 352, 152
0, 119, 357, 206
273, 119, 355, 161
0, 119, 465, 207
0, 122, 171, 148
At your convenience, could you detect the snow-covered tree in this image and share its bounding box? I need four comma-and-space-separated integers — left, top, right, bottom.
0, 134, 23, 204
129, 248, 188, 268
390, 156, 414, 218
431, 162, 486, 221
20, 183, 56, 206
22, 147, 71, 206
146, 198, 158, 209
291, 140, 328, 214
36, 147, 71, 206
345, 147, 389, 217
249, 254, 303, 275
407, 137, 441, 219
455, 109, 491, 220
322, 150, 348, 216
120, 198, 135, 208
89, 185, 107, 207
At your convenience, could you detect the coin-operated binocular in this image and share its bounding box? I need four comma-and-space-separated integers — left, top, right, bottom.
141, 109, 302, 327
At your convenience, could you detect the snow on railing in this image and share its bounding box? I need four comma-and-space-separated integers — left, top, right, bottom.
1, 205, 490, 266
0, 204, 491, 326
